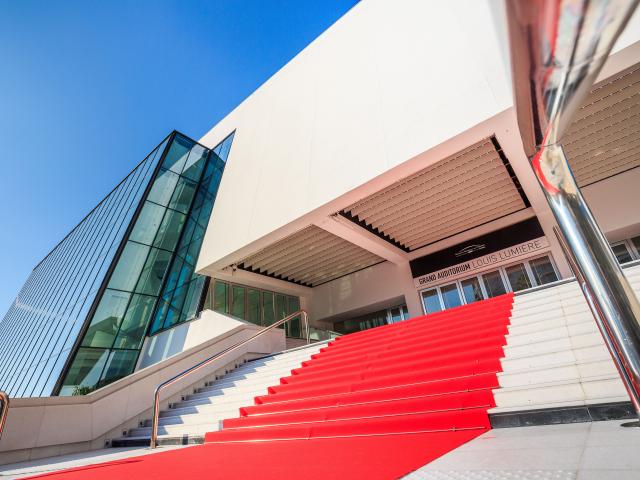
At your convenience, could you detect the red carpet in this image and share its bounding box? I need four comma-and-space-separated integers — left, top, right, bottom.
27, 294, 513, 480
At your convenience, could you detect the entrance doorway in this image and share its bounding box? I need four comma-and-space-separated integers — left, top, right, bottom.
420, 254, 559, 314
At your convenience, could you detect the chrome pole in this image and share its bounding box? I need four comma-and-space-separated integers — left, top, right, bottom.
553, 227, 640, 416
0, 391, 9, 443
506, 0, 640, 419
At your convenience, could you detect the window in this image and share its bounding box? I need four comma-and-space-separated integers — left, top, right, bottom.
440, 283, 462, 309
505, 263, 532, 292
213, 281, 228, 313
482, 270, 507, 298
612, 242, 634, 264
207, 280, 302, 336
529, 255, 559, 285
421, 289, 442, 314
247, 289, 261, 325
230, 285, 246, 319
262, 292, 275, 326
460, 277, 483, 304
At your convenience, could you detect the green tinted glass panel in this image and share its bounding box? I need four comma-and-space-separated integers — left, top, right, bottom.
168, 177, 198, 213
287, 296, 301, 338
214, 281, 228, 313
181, 145, 207, 180
99, 350, 138, 387
247, 289, 261, 325
275, 294, 287, 320
129, 202, 166, 246
82, 289, 131, 348
231, 285, 246, 319
153, 209, 186, 251
113, 294, 156, 349
147, 169, 179, 206
60, 348, 109, 395
262, 292, 275, 325
108, 242, 150, 292
181, 277, 205, 322
135, 248, 171, 296
162, 136, 191, 173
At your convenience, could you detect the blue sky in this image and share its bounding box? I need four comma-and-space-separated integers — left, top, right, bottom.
0, 0, 357, 312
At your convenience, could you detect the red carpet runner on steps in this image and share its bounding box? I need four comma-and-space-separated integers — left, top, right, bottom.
28, 294, 514, 480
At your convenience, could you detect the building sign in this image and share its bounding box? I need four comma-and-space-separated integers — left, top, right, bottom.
413, 237, 549, 288
409, 218, 548, 288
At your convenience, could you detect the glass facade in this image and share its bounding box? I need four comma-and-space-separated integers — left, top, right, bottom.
332, 304, 410, 334
204, 280, 302, 338
58, 132, 233, 396
0, 135, 169, 398
0, 131, 234, 398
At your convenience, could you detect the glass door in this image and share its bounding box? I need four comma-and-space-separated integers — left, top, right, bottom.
481, 270, 508, 298
440, 283, 463, 309
460, 276, 484, 304
421, 288, 442, 314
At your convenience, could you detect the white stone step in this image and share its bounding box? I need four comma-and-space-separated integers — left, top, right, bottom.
502, 331, 604, 359
159, 403, 242, 420
497, 356, 616, 388
175, 386, 273, 409
113, 343, 325, 445
493, 375, 627, 410
128, 421, 221, 438
501, 341, 609, 373
213, 364, 299, 384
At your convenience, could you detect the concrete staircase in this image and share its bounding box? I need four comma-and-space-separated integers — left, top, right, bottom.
490, 263, 640, 414
112, 342, 326, 446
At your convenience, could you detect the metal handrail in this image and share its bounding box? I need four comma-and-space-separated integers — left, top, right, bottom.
150, 309, 310, 448
0, 391, 9, 442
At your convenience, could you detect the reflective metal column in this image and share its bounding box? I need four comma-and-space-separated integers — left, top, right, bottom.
506, 0, 640, 418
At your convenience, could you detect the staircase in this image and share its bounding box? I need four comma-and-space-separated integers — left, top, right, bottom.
112, 343, 326, 446
34, 295, 515, 480
200, 295, 513, 474
490, 263, 640, 421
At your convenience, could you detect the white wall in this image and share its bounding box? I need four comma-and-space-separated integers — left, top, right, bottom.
309, 261, 422, 323
196, 0, 514, 272
192, 0, 640, 326
583, 168, 640, 242
137, 309, 285, 368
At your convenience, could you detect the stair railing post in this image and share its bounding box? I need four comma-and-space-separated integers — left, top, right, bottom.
0, 391, 9, 443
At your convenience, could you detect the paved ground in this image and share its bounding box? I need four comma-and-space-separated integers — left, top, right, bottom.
404, 419, 640, 479
2, 420, 638, 479
0, 445, 188, 479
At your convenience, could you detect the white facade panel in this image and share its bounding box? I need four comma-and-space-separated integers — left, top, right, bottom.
196, 0, 514, 271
